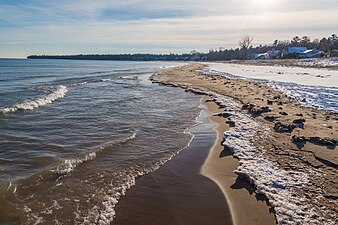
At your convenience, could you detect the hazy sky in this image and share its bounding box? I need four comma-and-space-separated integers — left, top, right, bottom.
0, 0, 337, 57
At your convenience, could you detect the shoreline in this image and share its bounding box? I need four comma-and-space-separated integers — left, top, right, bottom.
201, 98, 276, 225
111, 96, 276, 225
112, 100, 234, 225
150, 63, 337, 224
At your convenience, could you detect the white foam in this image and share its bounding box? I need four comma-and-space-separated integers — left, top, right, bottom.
55, 132, 138, 176
82, 105, 201, 225
55, 152, 96, 175
1, 85, 68, 113
82, 174, 137, 225
71, 82, 87, 87
159, 63, 188, 70
83, 149, 200, 225
209, 93, 334, 225
118, 76, 138, 80
100, 78, 111, 82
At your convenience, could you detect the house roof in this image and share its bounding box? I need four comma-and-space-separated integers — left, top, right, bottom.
304, 49, 315, 54
304, 49, 324, 54
287, 47, 307, 53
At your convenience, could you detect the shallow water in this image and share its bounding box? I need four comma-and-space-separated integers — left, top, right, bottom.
0, 59, 201, 224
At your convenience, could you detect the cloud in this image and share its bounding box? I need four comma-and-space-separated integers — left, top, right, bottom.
0, 0, 337, 57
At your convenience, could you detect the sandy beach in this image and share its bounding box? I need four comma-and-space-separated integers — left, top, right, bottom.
1, 1, 337, 224
149, 63, 337, 224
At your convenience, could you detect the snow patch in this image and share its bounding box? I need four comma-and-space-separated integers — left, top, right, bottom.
296, 58, 338, 68
202, 65, 338, 112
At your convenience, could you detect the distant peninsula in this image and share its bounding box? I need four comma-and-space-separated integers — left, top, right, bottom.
27, 53, 201, 61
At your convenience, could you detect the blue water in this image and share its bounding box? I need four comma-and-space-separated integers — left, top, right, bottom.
0, 59, 201, 224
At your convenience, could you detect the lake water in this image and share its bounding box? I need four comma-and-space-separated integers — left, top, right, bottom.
0, 59, 201, 224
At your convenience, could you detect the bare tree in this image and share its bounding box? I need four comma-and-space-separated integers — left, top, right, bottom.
239, 35, 254, 50
300, 36, 311, 47
291, 36, 301, 46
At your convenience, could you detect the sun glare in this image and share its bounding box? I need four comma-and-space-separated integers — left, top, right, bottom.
254, 0, 273, 7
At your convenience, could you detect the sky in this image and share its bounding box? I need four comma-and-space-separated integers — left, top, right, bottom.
0, 0, 337, 58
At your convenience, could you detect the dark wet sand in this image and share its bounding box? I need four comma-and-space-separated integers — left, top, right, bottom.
112, 108, 233, 225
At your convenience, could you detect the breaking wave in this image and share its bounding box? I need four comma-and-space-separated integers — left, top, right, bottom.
54, 131, 138, 175
83, 110, 199, 225
1, 85, 68, 114
83, 137, 197, 225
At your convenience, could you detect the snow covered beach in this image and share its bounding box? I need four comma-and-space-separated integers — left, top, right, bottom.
150, 63, 337, 225
205, 62, 338, 112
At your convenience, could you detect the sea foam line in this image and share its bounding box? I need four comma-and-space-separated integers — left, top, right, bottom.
1, 85, 68, 114
83, 102, 202, 225
83, 146, 194, 225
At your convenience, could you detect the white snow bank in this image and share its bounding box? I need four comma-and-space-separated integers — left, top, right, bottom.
206, 62, 338, 87
297, 58, 338, 68
203, 63, 338, 112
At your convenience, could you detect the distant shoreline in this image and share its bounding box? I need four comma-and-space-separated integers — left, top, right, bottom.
27, 54, 202, 62
25, 55, 338, 71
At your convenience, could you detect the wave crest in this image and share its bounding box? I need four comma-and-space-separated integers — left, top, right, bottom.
1, 85, 68, 114
54, 131, 138, 175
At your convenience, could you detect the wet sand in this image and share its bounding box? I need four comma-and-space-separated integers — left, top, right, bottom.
112, 107, 234, 225
112, 98, 276, 225
202, 98, 276, 225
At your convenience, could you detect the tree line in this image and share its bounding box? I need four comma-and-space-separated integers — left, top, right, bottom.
208, 34, 338, 60
28, 34, 338, 61
27, 53, 193, 61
